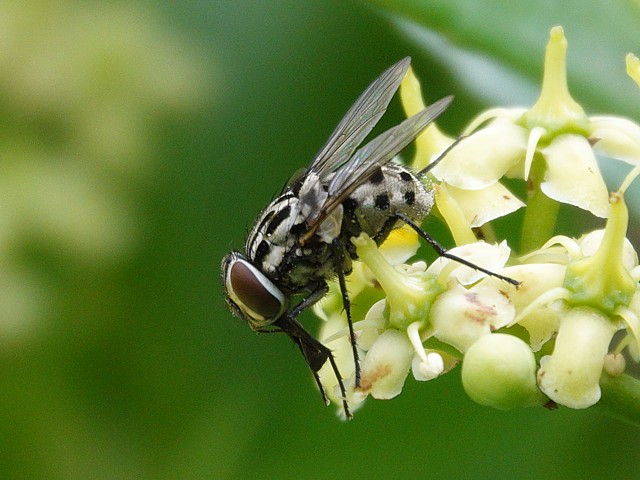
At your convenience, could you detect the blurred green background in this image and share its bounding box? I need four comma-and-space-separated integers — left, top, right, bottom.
1, 1, 640, 479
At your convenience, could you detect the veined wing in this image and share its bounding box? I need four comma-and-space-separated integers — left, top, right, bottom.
299, 95, 453, 244
309, 57, 411, 179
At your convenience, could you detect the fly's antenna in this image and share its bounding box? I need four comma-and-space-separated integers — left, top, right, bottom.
417, 135, 466, 177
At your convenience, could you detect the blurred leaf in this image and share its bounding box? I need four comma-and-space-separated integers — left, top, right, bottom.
368, 0, 640, 115
369, 0, 640, 230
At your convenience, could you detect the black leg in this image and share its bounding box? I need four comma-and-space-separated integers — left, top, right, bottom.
330, 240, 362, 388
272, 284, 352, 419
276, 315, 352, 419
391, 213, 520, 286
337, 268, 361, 388
289, 283, 329, 318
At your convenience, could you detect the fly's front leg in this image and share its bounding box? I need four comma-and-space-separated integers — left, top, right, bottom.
288, 283, 329, 318
275, 285, 353, 419
276, 316, 352, 420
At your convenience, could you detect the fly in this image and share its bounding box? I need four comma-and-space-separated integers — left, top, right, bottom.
221, 57, 518, 419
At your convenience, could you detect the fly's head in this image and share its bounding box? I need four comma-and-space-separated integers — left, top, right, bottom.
221, 251, 288, 330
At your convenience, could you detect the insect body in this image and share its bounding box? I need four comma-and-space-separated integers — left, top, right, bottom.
246, 162, 434, 296
222, 58, 514, 419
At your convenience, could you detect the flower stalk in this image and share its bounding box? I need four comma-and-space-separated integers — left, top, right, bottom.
520, 152, 561, 252
597, 373, 640, 427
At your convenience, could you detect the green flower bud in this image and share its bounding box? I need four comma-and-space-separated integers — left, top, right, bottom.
462, 334, 543, 409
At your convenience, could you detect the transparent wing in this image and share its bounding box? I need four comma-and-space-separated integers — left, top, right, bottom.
309, 57, 411, 179
329, 96, 453, 197
298, 96, 453, 244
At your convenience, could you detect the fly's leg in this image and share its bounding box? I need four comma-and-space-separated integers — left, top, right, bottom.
280, 317, 352, 420
331, 240, 361, 388
287, 283, 329, 317
337, 268, 361, 388
274, 285, 353, 419
385, 214, 520, 287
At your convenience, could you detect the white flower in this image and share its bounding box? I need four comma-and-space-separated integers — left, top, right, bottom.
430, 284, 515, 353
400, 67, 524, 242
513, 167, 640, 408
351, 232, 440, 330
309, 33, 640, 417
314, 227, 425, 414
346, 235, 517, 402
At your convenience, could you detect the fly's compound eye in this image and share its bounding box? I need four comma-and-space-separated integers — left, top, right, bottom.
222, 253, 287, 329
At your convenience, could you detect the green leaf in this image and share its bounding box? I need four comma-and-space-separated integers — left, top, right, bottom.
368, 0, 640, 116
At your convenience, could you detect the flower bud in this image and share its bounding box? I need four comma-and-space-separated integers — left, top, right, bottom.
603, 352, 626, 377
462, 333, 543, 409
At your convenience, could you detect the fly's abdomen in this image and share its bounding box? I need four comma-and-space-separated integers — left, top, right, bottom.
345, 163, 434, 244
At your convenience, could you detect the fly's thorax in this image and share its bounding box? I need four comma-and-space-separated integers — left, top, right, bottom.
343, 163, 433, 243
245, 173, 342, 290
246, 192, 298, 275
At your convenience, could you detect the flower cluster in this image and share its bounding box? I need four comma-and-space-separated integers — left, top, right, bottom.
313, 26, 640, 418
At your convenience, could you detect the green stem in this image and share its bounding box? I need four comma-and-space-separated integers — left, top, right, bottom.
596, 373, 640, 427
520, 155, 559, 253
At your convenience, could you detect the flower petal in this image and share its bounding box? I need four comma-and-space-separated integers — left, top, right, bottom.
481, 263, 567, 351
627, 53, 640, 87
357, 299, 387, 351
590, 116, 640, 165
426, 240, 511, 285
463, 107, 527, 134
379, 224, 420, 265
430, 284, 515, 352
537, 307, 618, 409
444, 182, 525, 227
357, 329, 414, 400
316, 313, 364, 412
618, 292, 640, 358
434, 183, 477, 245
523, 126, 546, 180
400, 66, 454, 171
541, 134, 609, 217
578, 229, 638, 270
432, 119, 527, 189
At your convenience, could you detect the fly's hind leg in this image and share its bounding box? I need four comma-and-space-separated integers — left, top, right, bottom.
381, 213, 520, 286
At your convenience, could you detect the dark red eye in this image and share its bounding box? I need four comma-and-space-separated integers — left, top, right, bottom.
223, 254, 286, 328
